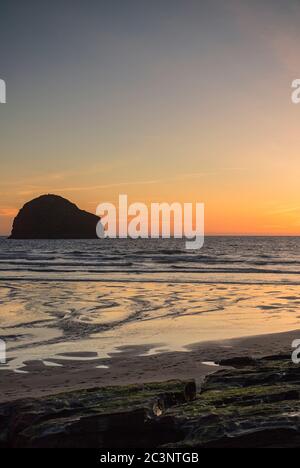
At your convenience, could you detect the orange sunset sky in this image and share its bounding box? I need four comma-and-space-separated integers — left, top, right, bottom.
1, 0, 300, 236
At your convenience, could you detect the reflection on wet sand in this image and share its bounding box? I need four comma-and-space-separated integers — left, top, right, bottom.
1, 280, 299, 370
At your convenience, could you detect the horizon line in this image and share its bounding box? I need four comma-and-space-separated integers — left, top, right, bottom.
1, 234, 300, 239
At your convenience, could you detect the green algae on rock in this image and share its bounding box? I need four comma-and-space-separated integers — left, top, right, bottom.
1, 355, 300, 448
0, 380, 195, 448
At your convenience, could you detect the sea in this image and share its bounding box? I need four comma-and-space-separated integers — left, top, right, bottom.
0, 236, 300, 370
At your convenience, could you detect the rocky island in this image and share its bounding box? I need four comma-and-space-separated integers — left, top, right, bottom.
10, 194, 100, 239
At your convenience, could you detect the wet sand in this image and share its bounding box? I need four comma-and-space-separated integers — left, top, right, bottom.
0, 329, 299, 403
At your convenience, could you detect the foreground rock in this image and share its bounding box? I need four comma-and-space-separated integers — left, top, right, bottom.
10, 194, 100, 239
1, 355, 300, 448
0, 380, 196, 448
166, 354, 300, 448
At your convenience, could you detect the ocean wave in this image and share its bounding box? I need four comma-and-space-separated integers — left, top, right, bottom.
1, 237, 300, 283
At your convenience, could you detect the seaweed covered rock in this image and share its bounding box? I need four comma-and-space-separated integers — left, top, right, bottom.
2, 355, 300, 448
165, 354, 300, 448
0, 380, 196, 448
10, 194, 100, 239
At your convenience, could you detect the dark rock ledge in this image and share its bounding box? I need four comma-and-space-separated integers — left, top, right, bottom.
1, 355, 300, 448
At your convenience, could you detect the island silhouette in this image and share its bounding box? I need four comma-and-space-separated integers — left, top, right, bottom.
10, 194, 100, 239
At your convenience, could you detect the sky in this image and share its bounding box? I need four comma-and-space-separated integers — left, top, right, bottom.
1, 0, 300, 235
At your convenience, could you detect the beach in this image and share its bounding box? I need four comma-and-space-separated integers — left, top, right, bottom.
1, 237, 300, 373
1, 237, 300, 447
1, 237, 300, 397
2, 329, 300, 448
1, 329, 298, 403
